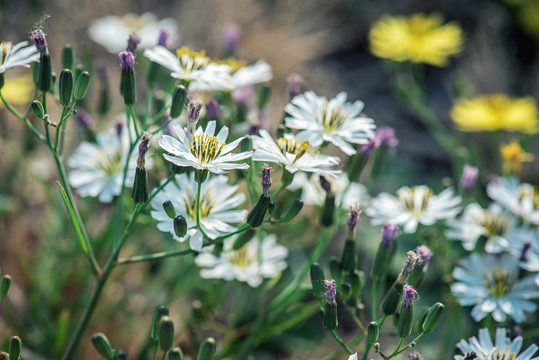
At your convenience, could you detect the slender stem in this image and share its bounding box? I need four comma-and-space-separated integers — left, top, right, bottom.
117, 248, 193, 265
0, 91, 46, 142
114, 142, 137, 246
54, 107, 68, 151
391, 332, 425, 357
152, 341, 158, 360
371, 280, 378, 320
144, 88, 152, 130
386, 338, 404, 359
362, 314, 386, 360
196, 181, 211, 240
331, 330, 354, 354
270, 183, 286, 199
128, 104, 141, 138
160, 351, 166, 360
150, 104, 169, 124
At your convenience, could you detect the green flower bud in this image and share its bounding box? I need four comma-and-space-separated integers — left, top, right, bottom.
398, 303, 414, 338
340, 282, 351, 300
340, 239, 357, 272
0, 275, 11, 301
62, 44, 75, 71
31, 100, 45, 119
197, 337, 216, 360
168, 347, 184, 360
247, 194, 270, 228
194, 169, 209, 184
173, 215, 187, 238
159, 316, 175, 353
257, 85, 271, 109
323, 301, 338, 331
232, 229, 255, 250
32, 62, 39, 85
346, 270, 362, 308
162, 200, 177, 219
310, 263, 326, 298
9, 336, 21, 360
371, 240, 396, 282
74, 71, 90, 101
91, 333, 114, 360
328, 256, 342, 284
0, 351, 8, 360
367, 321, 379, 345
268, 200, 276, 215
115, 350, 128, 360
170, 85, 187, 118
151, 305, 169, 341
131, 168, 149, 204
59, 69, 74, 106
320, 194, 335, 227
38, 54, 52, 92
146, 61, 160, 87
381, 281, 403, 316
281, 199, 303, 222
422, 302, 445, 334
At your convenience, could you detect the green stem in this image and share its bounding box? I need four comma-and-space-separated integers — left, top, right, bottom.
270, 183, 286, 199
362, 314, 386, 360
117, 248, 193, 265
128, 104, 141, 138
392, 332, 425, 357
371, 280, 378, 320
144, 88, 152, 130
386, 338, 404, 359
152, 341, 158, 360
113, 142, 137, 246
196, 181, 211, 240
54, 107, 68, 151
331, 330, 354, 354
0, 91, 46, 143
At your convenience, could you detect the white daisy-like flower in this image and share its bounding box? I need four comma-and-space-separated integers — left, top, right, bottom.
0, 41, 39, 74
451, 253, 539, 323
487, 177, 539, 225
68, 123, 142, 203
231, 60, 272, 89
446, 203, 521, 253
151, 173, 247, 251
509, 229, 539, 273
284, 91, 376, 155
194, 234, 288, 287
144, 46, 233, 91
365, 185, 462, 233
454, 328, 539, 360
159, 120, 252, 175
88, 13, 178, 53
287, 172, 367, 209
251, 130, 341, 175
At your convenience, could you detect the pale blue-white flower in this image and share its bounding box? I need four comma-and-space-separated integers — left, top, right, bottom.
487, 177, 539, 225
0, 41, 39, 74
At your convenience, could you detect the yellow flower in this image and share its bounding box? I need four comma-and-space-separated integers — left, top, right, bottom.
500, 139, 534, 175
450, 94, 539, 133
368, 13, 464, 67
0, 74, 34, 108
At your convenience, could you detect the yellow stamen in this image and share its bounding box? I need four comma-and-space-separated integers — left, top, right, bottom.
227, 243, 257, 268
216, 58, 246, 73
187, 134, 226, 164
476, 212, 509, 237
482, 268, 516, 298
276, 137, 318, 164
321, 102, 348, 133
176, 46, 210, 68
399, 186, 433, 217
183, 190, 215, 219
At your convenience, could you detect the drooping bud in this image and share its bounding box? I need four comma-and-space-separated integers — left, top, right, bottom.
346, 203, 361, 239
168, 347, 184, 360
126, 33, 141, 53
398, 285, 417, 338
408, 352, 424, 360
62, 44, 75, 71
460, 164, 479, 191
197, 338, 216, 360
187, 99, 203, 134
158, 29, 170, 47
31, 100, 45, 119
261, 164, 272, 197
205, 99, 220, 120
151, 305, 169, 341
59, 69, 74, 106
0, 275, 11, 301
91, 333, 115, 360
162, 200, 177, 219
158, 316, 175, 353
310, 263, 326, 298
287, 73, 302, 100
31, 29, 48, 55
118, 51, 136, 105
74, 71, 90, 101
132, 132, 152, 204
367, 322, 379, 345
9, 336, 22, 360
173, 215, 188, 238
375, 127, 399, 148
281, 199, 303, 222
422, 302, 445, 334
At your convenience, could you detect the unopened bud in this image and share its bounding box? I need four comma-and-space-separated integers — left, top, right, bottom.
162, 200, 176, 219
173, 215, 187, 238
398, 299, 414, 337
398, 251, 420, 283
31, 29, 48, 55
323, 301, 338, 331
74, 71, 90, 101
371, 226, 398, 281
402, 284, 417, 307
205, 99, 220, 120
247, 195, 270, 228
132, 133, 150, 204
168, 347, 184, 360
422, 302, 445, 334
324, 279, 337, 304
310, 263, 326, 298
281, 199, 303, 222
328, 257, 342, 284
367, 322, 379, 345
37, 53, 52, 91
62, 44, 75, 70
9, 336, 22, 360
340, 239, 357, 272
321, 193, 335, 227
126, 33, 140, 53
59, 69, 74, 106
197, 338, 216, 360
347, 203, 361, 239
0, 275, 11, 301
460, 165, 478, 191
119, 51, 136, 105
31, 100, 45, 119
91, 333, 114, 360
187, 100, 203, 134
381, 281, 403, 315
261, 164, 272, 197
376, 126, 399, 148
232, 229, 255, 250
170, 85, 187, 118
159, 316, 175, 352
151, 305, 169, 341
380, 223, 398, 247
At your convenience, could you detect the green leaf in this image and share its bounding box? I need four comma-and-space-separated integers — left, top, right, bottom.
57, 182, 88, 255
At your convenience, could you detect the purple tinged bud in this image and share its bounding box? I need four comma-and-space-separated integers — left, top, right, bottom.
31, 29, 48, 55
401, 251, 420, 279
416, 245, 432, 270
248, 124, 261, 136
223, 23, 241, 54
76, 109, 92, 129
360, 137, 377, 156
157, 29, 169, 47
324, 279, 337, 304
460, 165, 479, 190
205, 99, 220, 120
520, 242, 532, 261
347, 203, 361, 231
126, 33, 141, 53
380, 223, 399, 247
402, 284, 417, 307
375, 127, 399, 148
319, 175, 332, 195
118, 51, 135, 71
138, 132, 151, 159
287, 73, 302, 100
408, 352, 424, 360
187, 100, 203, 134
261, 164, 272, 197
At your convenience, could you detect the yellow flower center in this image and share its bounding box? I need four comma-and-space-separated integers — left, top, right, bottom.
227, 243, 257, 268
217, 58, 246, 73
321, 102, 348, 133
276, 137, 317, 163
483, 268, 516, 298
176, 47, 210, 69
477, 211, 510, 237
492, 348, 516, 360
120, 15, 153, 32
399, 186, 433, 217
101, 150, 123, 176
187, 134, 226, 164
500, 140, 534, 175
183, 190, 215, 219
1, 41, 13, 65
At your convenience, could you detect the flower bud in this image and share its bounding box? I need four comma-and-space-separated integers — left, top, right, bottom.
159, 316, 175, 352
261, 164, 272, 197
118, 51, 136, 104
197, 338, 216, 360
375, 126, 399, 148
323, 301, 338, 331
324, 279, 337, 304
0, 275, 11, 301
460, 165, 478, 191
328, 256, 342, 284
408, 246, 432, 287
31, 29, 48, 55
62, 44, 75, 71
173, 215, 187, 238
9, 336, 21, 360
151, 305, 169, 341
371, 224, 398, 281
346, 203, 361, 239
367, 321, 379, 345
340, 239, 358, 273
321, 193, 335, 227
257, 85, 271, 109
194, 169, 209, 184
247, 195, 270, 228
37, 53, 52, 91
170, 85, 187, 118
381, 281, 403, 316
281, 199, 303, 222
205, 99, 220, 120
0, 352, 8, 360
168, 347, 184, 360
310, 263, 326, 298
59, 69, 74, 106
162, 200, 177, 219
232, 229, 255, 250
31, 100, 45, 119
422, 302, 445, 334
398, 302, 414, 338
91, 333, 114, 360
74, 71, 90, 101
115, 350, 128, 360
126, 33, 140, 53
187, 100, 203, 134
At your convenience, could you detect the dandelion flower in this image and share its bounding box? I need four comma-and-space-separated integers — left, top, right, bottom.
365, 185, 461, 233
0, 41, 39, 74
151, 173, 247, 251
500, 140, 534, 175
195, 234, 287, 287
368, 13, 463, 67
158, 120, 252, 175
88, 13, 178, 53
451, 253, 539, 323
284, 91, 376, 155
454, 328, 539, 360
450, 94, 539, 133
487, 177, 539, 225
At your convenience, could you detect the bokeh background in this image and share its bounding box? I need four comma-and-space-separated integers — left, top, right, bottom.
1, 0, 539, 359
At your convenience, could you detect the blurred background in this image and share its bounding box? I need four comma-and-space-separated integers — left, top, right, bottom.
1, 0, 539, 358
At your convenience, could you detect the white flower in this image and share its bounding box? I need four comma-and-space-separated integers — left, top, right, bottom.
251, 130, 341, 175
0, 41, 39, 74
446, 203, 521, 253
366, 185, 461, 233
159, 120, 252, 175
231, 60, 272, 89
284, 91, 376, 155
451, 253, 539, 323
151, 173, 247, 251
348, 354, 359, 360
287, 172, 367, 209
68, 123, 142, 203
194, 234, 288, 287
454, 328, 539, 360
144, 46, 233, 91
487, 177, 539, 225
88, 13, 178, 53
510, 229, 539, 273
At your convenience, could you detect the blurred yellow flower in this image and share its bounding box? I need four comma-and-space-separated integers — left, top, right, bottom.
0, 74, 34, 108
451, 94, 539, 133
500, 140, 534, 175
368, 13, 464, 67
